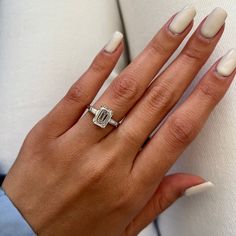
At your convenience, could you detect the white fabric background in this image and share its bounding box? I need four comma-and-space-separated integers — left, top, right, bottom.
119, 0, 236, 235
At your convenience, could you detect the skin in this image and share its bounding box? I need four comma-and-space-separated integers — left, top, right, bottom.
2, 12, 235, 236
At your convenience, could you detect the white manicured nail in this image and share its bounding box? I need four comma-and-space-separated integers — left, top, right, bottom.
184, 181, 214, 197
169, 6, 196, 34
201, 7, 227, 38
104, 31, 123, 53
217, 49, 236, 77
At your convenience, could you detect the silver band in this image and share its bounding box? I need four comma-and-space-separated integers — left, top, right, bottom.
87, 105, 120, 128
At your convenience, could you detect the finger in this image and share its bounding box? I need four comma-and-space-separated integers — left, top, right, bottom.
35, 32, 124, 137
126, 173, 206, 236
117, 8, 227, 152
69, 6, 196, 143
133, 49, 236, 185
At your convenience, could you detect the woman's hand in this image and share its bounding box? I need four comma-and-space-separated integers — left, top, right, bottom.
2, 7, 236, 236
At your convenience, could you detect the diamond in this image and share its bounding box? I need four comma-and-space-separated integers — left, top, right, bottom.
93, 106, 113, 128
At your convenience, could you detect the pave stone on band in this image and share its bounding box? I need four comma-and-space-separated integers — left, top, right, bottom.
87, 105, 120, 128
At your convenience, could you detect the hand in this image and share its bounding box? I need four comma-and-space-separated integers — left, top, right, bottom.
2, 7, 235, 236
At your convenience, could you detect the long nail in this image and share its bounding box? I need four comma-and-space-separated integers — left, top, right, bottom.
184, 181, 214, 197
169, 5, 196, 34
104, 31, 123, 53
217, 49, 236, 77
201, 7, 227, 38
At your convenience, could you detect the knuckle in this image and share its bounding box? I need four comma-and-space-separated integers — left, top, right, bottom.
167, 114, 197, 147
198, 82, 220, 103
90, 57, 108, 73
110, 75, 139, 104
148, 38, 169, 56
181, 46, 203, 63
65, 82, 89, 104
146, 81, 173, 112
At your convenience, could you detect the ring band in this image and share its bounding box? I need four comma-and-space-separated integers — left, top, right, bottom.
87, 105, 120, 128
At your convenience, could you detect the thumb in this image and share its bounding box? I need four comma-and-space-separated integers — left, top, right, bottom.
126, 173, 213, 236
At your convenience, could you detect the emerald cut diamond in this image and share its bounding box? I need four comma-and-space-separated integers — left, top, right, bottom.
93, 106, 113, 128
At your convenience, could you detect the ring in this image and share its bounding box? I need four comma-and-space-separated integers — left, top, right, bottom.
87, 105, 120, 128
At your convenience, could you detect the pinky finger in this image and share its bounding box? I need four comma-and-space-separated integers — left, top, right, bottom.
36, 31, 124, 137
125, 173, 211, 236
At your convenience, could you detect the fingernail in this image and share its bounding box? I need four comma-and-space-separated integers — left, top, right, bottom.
104, 31, 123, 53
217, 49, 236, 77
200, 7, 227, 38
184, 181, 214, 197
169, 5, 196, 34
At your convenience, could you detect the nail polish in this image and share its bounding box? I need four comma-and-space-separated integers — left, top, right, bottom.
201, 7, 227, 38
104, 31, 123, 53
184, 181, 214, 197
217, 49, 236, 77
169, 5, 196, 34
